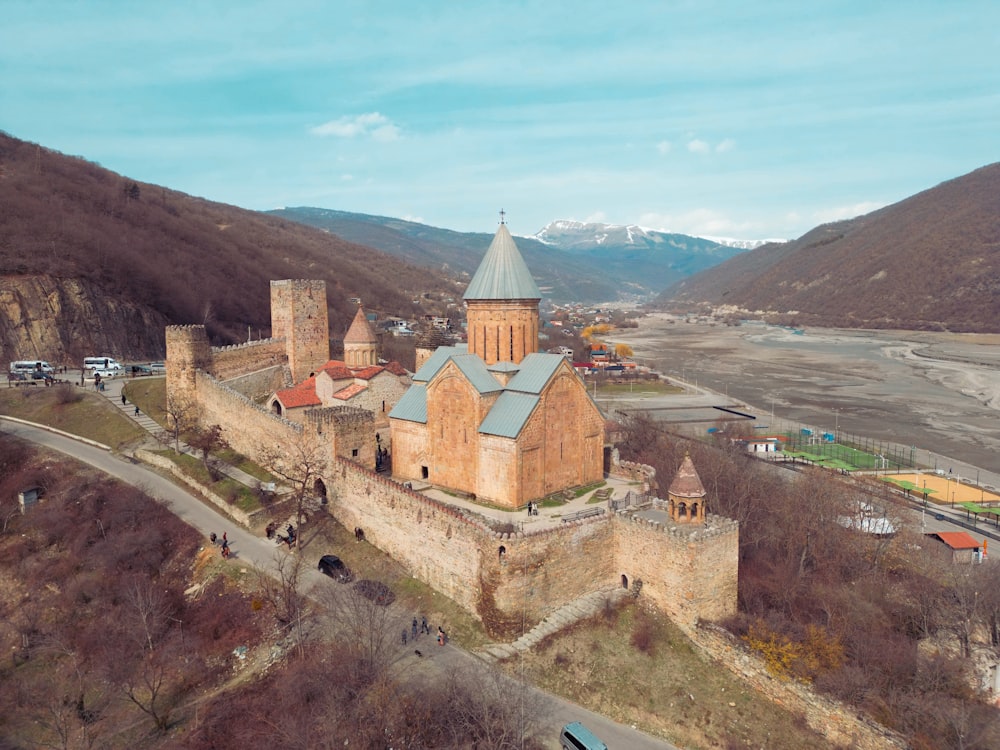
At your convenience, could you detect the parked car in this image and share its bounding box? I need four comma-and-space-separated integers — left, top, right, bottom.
149, 362, 166, 374
130, 364, 153, 376
318, 554, 353, 582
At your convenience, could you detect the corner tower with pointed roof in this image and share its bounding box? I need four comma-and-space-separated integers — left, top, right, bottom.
343, 304, 378, 368
464, 216, 541, 365
668, 452, 707, 524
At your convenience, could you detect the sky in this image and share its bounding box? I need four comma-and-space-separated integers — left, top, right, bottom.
2, 1, 998, 241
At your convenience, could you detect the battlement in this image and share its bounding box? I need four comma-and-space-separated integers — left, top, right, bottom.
212, 337, 284, 353
307, 405, 375, 428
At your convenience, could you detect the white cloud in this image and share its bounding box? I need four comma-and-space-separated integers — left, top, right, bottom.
402, 214, 425, 224
656, 140, 672, 155
715, 138, 735, 153
811, 201, 884, 224
583, 211, 608, 224
340, 174, 353, 181
687, 139, 710, 154
310, 112, 401, 139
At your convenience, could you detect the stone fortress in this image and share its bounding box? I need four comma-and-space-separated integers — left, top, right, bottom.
165, 220, 739, 634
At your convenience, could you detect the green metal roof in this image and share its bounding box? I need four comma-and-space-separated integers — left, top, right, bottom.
463, 224, 542, 301
479, 392, 540, 438
388, 384, 427, 423
449, 354, 503, 394
506, 352, 565, 394
412, 345, 466, 383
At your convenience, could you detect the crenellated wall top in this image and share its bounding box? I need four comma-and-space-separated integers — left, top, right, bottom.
307, 405, 374, 427
614, 508, 739, 539
199, 372, 303, 433
212, 337, 285, 353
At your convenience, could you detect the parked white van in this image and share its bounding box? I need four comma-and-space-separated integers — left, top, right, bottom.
10, 360, 54, 376
83, 356, 122, 371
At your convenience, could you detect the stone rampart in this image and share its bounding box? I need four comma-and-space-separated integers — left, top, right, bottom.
221, 364, 288, 402
331, 459, 493, 611
193, 371, 302, 464
211, 338, 287, 382
613, 510, 739, 629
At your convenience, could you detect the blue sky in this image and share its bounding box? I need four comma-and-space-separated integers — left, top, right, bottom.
2, 1, 997, 240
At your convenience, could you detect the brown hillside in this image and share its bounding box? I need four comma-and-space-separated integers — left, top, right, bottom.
661, 163, 1000, 332
0, 132, 458, 364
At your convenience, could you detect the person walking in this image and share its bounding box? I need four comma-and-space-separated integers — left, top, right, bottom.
437, 626, 446, 646
411, 618, 418, 640
134, 405, 140, 416
401, 629, 408, 645
121, 393, 127, 406
421, 616, 429, 634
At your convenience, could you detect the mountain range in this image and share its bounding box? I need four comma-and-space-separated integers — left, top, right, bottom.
2, 128, 997, 366
658, 163, 1000, 333
266, 209, 741, 303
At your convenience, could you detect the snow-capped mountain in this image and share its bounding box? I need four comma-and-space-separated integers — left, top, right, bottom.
534, 220, 772, 253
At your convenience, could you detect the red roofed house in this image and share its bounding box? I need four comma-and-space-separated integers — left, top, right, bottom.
927, 531, 982, 564
268, 305, 410, 428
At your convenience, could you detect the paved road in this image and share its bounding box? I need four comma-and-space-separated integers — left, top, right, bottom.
1, 417, 677, 750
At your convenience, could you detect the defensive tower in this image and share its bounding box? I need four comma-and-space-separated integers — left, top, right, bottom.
270, 280, 330, 383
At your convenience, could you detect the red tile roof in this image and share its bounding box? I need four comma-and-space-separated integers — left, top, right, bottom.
351, 365, 384, 381
275, 376, 321, 408
383, 361, 408, 376
933, 531, 981, 550
333, 383, 367, 401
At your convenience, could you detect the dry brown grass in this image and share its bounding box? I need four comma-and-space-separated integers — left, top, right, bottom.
506, 600, 836, 750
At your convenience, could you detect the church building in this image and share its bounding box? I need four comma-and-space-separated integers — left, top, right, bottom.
389, 220, 605, 509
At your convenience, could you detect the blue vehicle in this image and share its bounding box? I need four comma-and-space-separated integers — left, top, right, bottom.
560, 721, 607, 750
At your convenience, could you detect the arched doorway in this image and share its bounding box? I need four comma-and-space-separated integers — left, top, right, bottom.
621, 574, 629, 589
314, 478, 328, 505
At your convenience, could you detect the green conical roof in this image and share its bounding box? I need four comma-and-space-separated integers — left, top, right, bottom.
463, 224, 542, 301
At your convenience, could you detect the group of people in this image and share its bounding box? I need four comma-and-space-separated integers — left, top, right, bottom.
401, 616, 447, 647
526, 501, 539, 516
266, 522, 297, 549
209, 531, 231, 559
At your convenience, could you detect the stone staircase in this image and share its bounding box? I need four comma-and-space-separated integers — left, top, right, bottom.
476, 586, 629, 663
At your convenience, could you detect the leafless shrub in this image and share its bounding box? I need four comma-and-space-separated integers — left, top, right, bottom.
54, 383, 82, 404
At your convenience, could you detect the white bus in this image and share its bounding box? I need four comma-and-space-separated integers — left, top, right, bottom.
9, 360, 54, 377
83, 356, 122, 371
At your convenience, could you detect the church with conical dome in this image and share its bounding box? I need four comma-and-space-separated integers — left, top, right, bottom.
389, 219, 606, 509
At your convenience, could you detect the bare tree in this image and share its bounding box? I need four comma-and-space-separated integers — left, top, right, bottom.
187, 424, 229, 480
438, 665, 538, 749
162, 395, 194, 453
257, 430, 330, 549
318, 583, 397, 687
255, 554, 316, 659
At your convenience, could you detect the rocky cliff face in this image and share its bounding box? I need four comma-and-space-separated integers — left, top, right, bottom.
0, 274, 168, 367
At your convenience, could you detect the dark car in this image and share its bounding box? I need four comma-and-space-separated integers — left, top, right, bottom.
934, 513, 946, 521
318, 554, 352, 582
130, 364, 153, 376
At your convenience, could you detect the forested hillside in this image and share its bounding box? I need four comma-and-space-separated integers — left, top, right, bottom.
659, 163, 1000, 332
0, 133, 459, 363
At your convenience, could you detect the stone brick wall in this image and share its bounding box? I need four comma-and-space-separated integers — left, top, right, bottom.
270, 280, 330, 383
211, 339, 287, 382
613, 511, 739, 628
193, 371, 303, 464
327, 458, 739, 633
307, 407, 375, 467
466, 299, 539, 365
426, 369, 483, 493
331, 460, 492, 611
165, 325, 212, 411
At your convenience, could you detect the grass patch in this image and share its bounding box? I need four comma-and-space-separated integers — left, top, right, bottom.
158, 450, 263, 513
121, 377, 167, 426
0, 382, 147, 449
506, 601, 837, 750
596, 380, 682, 396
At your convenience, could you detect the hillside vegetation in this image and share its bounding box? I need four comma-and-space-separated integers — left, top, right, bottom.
659, 163, 1000, 332
0, 133, 459, 364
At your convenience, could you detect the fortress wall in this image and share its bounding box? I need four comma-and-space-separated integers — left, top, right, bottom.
194, 371, 302, 463
387, 419, 428, 483
331, 461, 493, 612
612, 512, 739, 629
486, 518, 616, 623
222, 364, 288, 401
211, 339, 287, 382
350, 373, 409, 427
